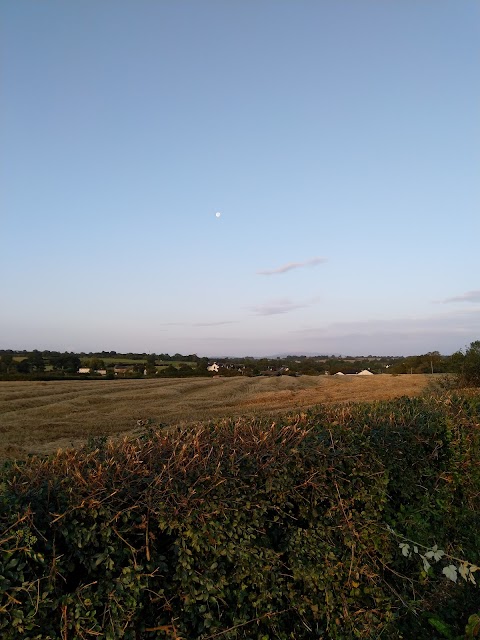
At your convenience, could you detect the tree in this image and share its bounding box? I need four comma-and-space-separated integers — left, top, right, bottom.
449, 350, 465, 374
29, 350, 45, 373
145, 354, 157, 376
0, 354, 13, 374
132, 363, 145, 376
87, 358, 105, 372
461, 340, 480, 387
50, 353, 80, 374
16, 359, 31, 374
195, 357, 209, 375
160, 364, 178, 377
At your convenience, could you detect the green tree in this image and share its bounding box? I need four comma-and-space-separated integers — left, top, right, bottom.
87, 358, 105, 372
178, 363, 194, 376
50, 353, 81, 373
461, 340, 480, 386
195, 357, 209, 375
159, 364, 178, 376
0, 354, 13, 374
449, 350, 465, 374
16, 359, 31, 374
29, 350, 45, 372
132, 363, 145, 376
145, 354, 157, 376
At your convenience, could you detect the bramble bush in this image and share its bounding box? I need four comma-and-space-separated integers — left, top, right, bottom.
1, 393, 480, 638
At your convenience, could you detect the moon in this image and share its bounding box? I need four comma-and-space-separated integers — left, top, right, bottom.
215, 211, 221, 218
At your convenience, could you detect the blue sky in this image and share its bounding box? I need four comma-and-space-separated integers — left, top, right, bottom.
2, 1, 479, 357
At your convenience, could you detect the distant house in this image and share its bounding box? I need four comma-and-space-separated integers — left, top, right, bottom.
357, 369, 374, 376
79, 367, 108, 375
114, 364, 137, 376
207, 363, 220, 373
222, 363, 246, 372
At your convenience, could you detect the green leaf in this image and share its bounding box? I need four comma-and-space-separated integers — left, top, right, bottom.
428, 616, 454, 639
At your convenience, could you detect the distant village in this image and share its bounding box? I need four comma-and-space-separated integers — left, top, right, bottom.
0, 349, 459, 379
78, 361, 376, 377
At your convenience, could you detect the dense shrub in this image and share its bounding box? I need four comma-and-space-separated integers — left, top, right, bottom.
1, 394, 480, 638
461, 341, 480, 387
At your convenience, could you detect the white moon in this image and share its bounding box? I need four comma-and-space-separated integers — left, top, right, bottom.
215, 211, 221, 218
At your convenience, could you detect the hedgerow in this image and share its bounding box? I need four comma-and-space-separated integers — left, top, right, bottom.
1, 393, 479, 638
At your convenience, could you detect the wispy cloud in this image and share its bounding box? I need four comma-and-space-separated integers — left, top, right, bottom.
250, 296, 320, 316
193, 321, 238, 327
257, 256, 327, 276
161, 321, 237, 327
288, 307, 480, 355
442, 290, 480, 303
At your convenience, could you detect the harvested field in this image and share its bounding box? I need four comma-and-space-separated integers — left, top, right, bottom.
0, 374, 432, 461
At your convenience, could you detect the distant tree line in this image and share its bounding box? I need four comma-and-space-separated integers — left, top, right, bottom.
1, 342, 480, 386
0, 350, 81, 376
72, 351, 204, 363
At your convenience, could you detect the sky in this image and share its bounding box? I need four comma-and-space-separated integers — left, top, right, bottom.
1, 1, 479, 357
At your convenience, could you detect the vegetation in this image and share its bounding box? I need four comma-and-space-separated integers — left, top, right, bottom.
0, 374, 431, 461
451, 341, 480, 388
1, 392, 480, 638
1, 340, 480, 381
0, 351, 202, 380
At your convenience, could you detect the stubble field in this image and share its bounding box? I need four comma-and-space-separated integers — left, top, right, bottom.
0, 374, 432, 461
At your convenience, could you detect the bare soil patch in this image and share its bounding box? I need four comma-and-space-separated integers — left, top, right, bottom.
0, 374, 431, 460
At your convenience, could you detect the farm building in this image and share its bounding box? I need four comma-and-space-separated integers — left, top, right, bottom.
78, 367, 108, 375
113, 364, 144, 376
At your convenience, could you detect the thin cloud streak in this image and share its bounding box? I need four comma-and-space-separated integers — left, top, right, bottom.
251, 301, 307, 316
289, 307, 480, 354
250, 296, 320, 316
161, 321, 237, 327
193, 321, 238, 327
257, 256, 327, 276
442, 290, 480, 303
294, 308, 480, 336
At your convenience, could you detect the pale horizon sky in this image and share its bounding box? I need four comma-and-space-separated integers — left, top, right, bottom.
2, 1, 479, 357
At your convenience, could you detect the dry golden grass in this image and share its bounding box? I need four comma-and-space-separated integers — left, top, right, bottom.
0, 374, 432, 460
